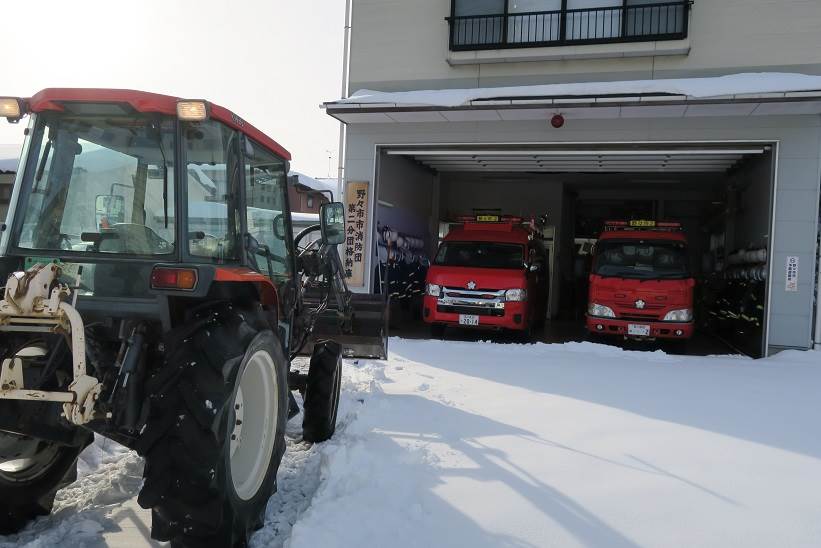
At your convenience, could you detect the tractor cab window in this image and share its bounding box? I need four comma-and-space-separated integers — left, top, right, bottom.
184, 121, 241, 261
244, 139, 292, 280
15, 112, 176, 255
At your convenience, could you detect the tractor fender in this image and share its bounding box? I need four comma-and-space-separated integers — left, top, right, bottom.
212, 267, 279, 309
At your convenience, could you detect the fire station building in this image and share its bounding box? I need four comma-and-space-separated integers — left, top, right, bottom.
325, 0, 821, 357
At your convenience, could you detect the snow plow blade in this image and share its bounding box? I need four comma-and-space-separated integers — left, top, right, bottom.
310, 293, 388, 360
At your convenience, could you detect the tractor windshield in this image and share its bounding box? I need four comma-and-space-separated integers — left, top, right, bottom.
14, 111, 176, 255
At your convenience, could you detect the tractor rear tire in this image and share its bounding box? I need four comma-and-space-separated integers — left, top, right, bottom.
302, 341, 342, 443
0, 436, 85, 534
0, 342, 90, 534
137, 305, 288, 547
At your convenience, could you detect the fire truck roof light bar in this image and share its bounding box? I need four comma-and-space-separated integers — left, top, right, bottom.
604, 220, 683, 231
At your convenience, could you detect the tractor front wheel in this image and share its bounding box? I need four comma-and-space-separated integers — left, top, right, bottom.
302, 341, 342, 443
137, 305, 287, 547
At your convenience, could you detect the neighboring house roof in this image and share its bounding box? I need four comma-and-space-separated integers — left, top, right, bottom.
330, 72, 821, 108
290, 172, 337, 200
291, 212, 320, 224
0, 144, 21, 173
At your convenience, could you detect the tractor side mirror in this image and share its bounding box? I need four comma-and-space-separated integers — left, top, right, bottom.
95, 194, 125, 228
273, 214, 286, 240
320, 202, 345, 245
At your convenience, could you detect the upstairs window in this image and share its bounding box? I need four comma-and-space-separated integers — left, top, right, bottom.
449, 0, 690, 50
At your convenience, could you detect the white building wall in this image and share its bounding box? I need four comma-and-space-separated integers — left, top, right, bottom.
349, 0, 821, 92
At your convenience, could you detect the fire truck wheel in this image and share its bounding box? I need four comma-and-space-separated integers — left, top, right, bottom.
302, 341, 342, 443
137, 304, 287, 547
517, 324, 534, 343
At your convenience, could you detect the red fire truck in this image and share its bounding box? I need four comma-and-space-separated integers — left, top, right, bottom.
423, 215, 548, 339
586, 220, 695, 341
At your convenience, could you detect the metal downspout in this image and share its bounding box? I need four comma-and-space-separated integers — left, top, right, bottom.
337, 0, 353, 201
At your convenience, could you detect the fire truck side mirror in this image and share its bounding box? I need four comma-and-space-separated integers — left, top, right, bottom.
320, 202, 345, 246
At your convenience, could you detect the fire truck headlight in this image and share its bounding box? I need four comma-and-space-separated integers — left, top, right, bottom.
505, 288, 527, 302
426, 283, 441, 297
588, 303, 615, 318
663, 309, 693, 322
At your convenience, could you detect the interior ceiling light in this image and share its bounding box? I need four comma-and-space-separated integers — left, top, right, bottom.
386, 148, 766, 156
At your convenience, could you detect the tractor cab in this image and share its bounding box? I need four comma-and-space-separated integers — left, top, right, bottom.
0, 91, 385, 356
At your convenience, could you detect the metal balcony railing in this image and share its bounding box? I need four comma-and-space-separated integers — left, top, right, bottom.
447, 1, 692, 51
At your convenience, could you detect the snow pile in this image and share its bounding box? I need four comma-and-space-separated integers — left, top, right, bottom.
284, 339, 821, 548
335, 72, 821, 108
0, 436, 143, 548
4, 340, 821, 547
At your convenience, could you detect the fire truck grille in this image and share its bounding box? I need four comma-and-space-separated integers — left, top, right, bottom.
621, 313, 663, 321
437, 304, 505, 317
438, 287, 507, 317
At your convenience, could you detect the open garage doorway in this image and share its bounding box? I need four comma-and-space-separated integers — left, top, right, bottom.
372, 142, 776, 357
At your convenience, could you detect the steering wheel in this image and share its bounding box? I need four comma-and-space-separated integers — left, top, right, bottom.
294, 224, 323, 258
100, 223, 172, 254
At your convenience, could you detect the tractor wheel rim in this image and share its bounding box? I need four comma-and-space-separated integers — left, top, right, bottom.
0, 444, 60, 482
230, 349, 277, 501
0, 344, 61, 483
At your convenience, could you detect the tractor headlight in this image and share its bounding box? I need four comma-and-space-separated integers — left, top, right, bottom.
663, 309, 693, 322
426, 283, 441, 297
505, 288, 527, 302
588, 303, 615, 318
177, 100, 209, 121
0, 97, 23, 120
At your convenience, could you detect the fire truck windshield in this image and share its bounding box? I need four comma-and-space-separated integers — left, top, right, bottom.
435, 242, 524, 270
593, 240, 689, 279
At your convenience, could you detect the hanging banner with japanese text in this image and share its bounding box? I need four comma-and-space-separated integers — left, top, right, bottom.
343, 181, 370, 287
785, 256, 799, 292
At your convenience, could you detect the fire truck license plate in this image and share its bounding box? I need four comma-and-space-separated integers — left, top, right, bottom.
628, 324, 651, 336
459, 314, 479, 326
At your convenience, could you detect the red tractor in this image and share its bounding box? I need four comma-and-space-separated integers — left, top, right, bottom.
0, 90, 386, 546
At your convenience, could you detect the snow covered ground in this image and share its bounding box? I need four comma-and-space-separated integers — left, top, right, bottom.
3, 339, 821, 547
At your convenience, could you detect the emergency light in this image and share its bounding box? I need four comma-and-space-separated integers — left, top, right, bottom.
604, 220, 682, 232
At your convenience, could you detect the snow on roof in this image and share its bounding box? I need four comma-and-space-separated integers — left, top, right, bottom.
290, 172, 338, 200
333, 72, 821, 108
291, 212, 320, 224
0, 144, 21, 173
0, 158, 17, 173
